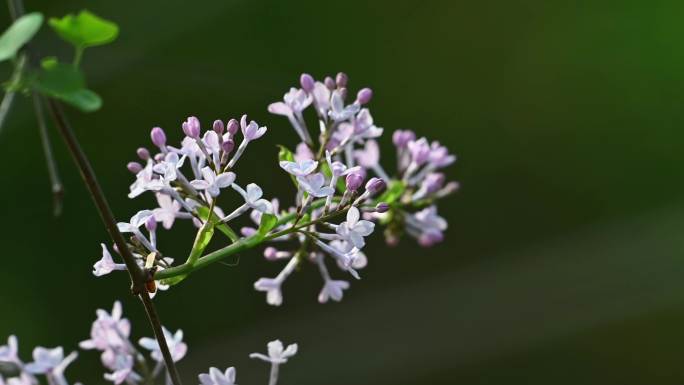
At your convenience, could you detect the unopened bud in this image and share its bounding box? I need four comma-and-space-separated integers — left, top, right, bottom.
356, 88, 373, 105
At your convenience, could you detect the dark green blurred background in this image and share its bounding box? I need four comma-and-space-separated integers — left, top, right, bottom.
2, 0, 684, 384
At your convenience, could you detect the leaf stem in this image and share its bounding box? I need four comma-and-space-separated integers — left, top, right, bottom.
32, 93, 64, 216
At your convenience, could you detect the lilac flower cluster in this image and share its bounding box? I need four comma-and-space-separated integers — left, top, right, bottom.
91, 71, 457, 308
0, 302, 297, 385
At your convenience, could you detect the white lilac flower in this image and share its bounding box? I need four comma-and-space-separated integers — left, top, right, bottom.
329, 90, 359, 122
152, 152, 186, 182
315, 255, 349, 303
296, 173, 334, 198
249, 340, 298, 364
152, 193, 189, 230
24, 346, 78, 385
279, 159, 318, 177
330, 240, 368, 271
117, 210, 157, 252
312, 238, 362, 280
227, 115, 267, 168
102, 353, 136, 385
268, 87, 313, 144
294, 142, 314, 162
190, 167, 236, 198
311, 82, 331, 118
80, 301, 131, 352
93, 244, 126, 277
0, 336, 19, 365
138, 327, 187, 363
0, 374, 33, 385
222, 183, 273, 224
335, 207, 375, 249
128, 161, 164, 198
198, 367, 237, 385
352, 108, 383, 139
253, 257, 299, 306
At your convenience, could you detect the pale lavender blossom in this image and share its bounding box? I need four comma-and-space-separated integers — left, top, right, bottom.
153, 193, 186, 230
190, 167, 236, 197
93, 244, 126, 277
335, 207, 374, 249
0, 336, 19, 365
279, 159, 318, 177
249, 340, 298, 364
138, 327, 187, 363
253, 257, 298, 306
199, 367, 237, 385
297, 173, 334, 198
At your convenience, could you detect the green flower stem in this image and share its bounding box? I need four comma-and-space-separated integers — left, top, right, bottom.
155, 199, 346, 280
32, 93, 64, 216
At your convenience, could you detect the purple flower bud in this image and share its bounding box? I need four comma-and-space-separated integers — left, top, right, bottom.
221, 138, 235, 154
300, 73, 315, 92
264, 247, 279, 261
145, 216, 157, 232
408, 138, 431, 165
226, 118, 239, 136
418, 229, 444, 247
345, 172, 364, 192
336, 72, 348, 88
182, 116, 200, 138
241, 227, 257, 237
150, 127, 166, 148
127, 162, 142, 174
213, 120, 225, 135
392, 130, 416, 148
423, 173, 446, 194
356, 88, 373, 105
375, 202, 390, 213
136, 147, 150, 160
154, 153, 164, 162
324, 76, 336, 90
365, 177, 386, 195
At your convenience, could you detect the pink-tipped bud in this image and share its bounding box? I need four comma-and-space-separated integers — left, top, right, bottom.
392, 130, 416, 148
136, 147, 150, 160
221, 138, 235, 154
213, 120, 225, 135
335, 72, 348, 88
418, 229, 444, 247
300, 73, 315, 92
241, 227, 257, 237
324, 76, 335, 90
365, 177, 386, 194
226, 118, 239, 136
154, 153, 164, 162
345, 172, 364, 192
127, 162, 143, 174
264, 247, 279, 261
182, 116, 200, 138
375, 202, 390, 213
150, 127, 166, 147
356, 88, 373, 105
145, 216, 157, 232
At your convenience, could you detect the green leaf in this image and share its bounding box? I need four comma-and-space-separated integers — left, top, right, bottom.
40, 56, 58, 69
186, 221, 214, 265
0, 12, 43, 62
48, 10, 118, 49
197, 206, 239, 243
32, 62, 102, 112
377, 180, 406, 204
257, 213, 278, 238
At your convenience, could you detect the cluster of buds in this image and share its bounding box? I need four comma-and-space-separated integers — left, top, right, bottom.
0, 302, 297, 385
91, 71, 457, 307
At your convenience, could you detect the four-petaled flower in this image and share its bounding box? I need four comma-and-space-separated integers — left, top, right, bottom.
190, 167, 236, 197
138, 327, 187, 363
153, 194, 182, 229
24, 347, 78, 377
93, 244, 126, 277
318, 279, 349, 303
236, 183, 273, 213
249, 340, 298, 364
199, 367, 237, 385
297, 173, 334, 197
253, 278, 283, 306
279, 159, 318, 177
240, 115, 267, 142
336, 207, 375, 249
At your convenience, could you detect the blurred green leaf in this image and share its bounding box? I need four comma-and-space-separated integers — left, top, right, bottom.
257, 213, 278, 237
378, 180, 406, 204
32, 63, 102, 112
40, 56, 58, 69
0, 13, 43, 62
48, 10, 118, 49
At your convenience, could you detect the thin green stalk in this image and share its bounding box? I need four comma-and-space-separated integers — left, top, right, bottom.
32, 93, 64, 216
